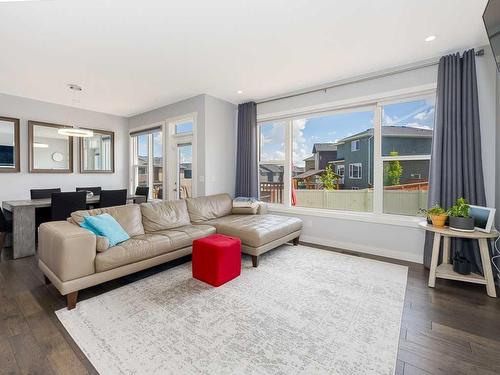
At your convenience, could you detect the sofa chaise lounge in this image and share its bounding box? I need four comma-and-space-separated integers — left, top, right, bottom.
38, 193, 302, 309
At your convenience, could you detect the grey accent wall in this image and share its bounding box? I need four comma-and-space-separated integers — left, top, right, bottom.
0, 93, 128, 206
128, 95, 207, 196
127, 94, 237, 198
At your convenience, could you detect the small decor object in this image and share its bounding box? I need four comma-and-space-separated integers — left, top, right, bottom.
418, 204, 448, 228
192, 234, 241, 287
453, 254, 472, 275
447, 198, 475, 232
85, 191, 94, 199
52, 152, 64, 162
469, 205, 496, 233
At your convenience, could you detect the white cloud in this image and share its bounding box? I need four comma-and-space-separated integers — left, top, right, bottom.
406, 123, 433, 130
413, 108, 435, 121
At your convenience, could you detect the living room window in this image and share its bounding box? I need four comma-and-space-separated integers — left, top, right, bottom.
257, 91, 435, 217
381, 97, 434, 215
258, 121, 285, 204
130, 126, 163, 199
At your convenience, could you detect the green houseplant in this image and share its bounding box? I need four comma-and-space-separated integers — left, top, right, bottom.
447, 197, 474, 232
418, 204, 448, 228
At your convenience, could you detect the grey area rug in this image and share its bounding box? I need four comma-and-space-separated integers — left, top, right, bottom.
56, 245, 408, 375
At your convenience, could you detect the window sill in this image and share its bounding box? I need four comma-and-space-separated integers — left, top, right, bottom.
267, 204, 423, 228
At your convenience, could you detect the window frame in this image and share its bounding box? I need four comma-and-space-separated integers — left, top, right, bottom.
351, 140, 360, 152
256, 88, 436, 220
348, 163, 362, 179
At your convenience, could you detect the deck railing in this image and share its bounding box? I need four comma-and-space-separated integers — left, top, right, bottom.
259, 182, 284, 204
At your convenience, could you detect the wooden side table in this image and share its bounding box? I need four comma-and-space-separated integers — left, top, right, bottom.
419, 222, 498, 298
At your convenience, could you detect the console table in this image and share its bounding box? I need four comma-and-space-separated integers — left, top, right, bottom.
419, 222, 498, 298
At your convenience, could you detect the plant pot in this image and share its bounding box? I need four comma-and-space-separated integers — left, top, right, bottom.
453, 254, 471, 275
449, 216, 475, 232
430, 214, 448, 228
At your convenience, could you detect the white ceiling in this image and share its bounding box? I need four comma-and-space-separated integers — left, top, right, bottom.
0, 0, 490, 117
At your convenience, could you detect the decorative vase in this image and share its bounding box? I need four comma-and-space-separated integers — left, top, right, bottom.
430, 214, 448, 228
453, 254, 472, 275
449, 216, 474, 232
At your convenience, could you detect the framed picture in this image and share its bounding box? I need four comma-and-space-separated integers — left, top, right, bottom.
469, 205, 496, 233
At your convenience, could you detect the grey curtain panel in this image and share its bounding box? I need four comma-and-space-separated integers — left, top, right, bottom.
423, 49, 487, 274
235, 102, 259, 198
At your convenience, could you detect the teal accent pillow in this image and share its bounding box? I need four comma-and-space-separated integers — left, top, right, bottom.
79, 219, 100, 235
83, 214, 130, 247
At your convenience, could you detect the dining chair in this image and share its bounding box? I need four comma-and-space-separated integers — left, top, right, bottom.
76, 186, 102, 196
0, 208, 12, 257
30, 188, 61, 199
31, 188, 62, 234
99, 189, 128, 208
135, 186, 149, 201
51, 192, 87, 221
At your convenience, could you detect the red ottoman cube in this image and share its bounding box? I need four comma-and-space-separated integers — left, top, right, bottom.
192, 234, 241, 287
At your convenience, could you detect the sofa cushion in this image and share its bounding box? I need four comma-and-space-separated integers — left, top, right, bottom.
202, 214, 302, 248
95, 237, 155, 272
94, 224, 216, 272
71, 204, 145, 237
186, 194, 232, 222
140, 199, 191, 232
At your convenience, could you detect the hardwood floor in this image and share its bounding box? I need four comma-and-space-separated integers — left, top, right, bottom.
1, 243, 499, 375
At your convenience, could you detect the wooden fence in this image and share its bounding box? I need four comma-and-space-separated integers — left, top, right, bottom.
294, 189, 428, 215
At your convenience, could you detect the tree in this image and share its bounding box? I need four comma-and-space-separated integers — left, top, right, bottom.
384, 151, 403, 186
320, 164, 340, 190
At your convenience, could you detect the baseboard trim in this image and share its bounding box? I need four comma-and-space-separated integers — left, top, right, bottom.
300, 234, 423, 264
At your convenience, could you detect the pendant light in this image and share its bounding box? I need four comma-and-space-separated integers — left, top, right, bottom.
58, 84, 94, 138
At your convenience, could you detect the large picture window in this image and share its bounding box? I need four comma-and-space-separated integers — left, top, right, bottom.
257, 92, 435, 216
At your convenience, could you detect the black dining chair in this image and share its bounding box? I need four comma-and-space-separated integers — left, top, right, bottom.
30, 188, 61, 199
135, 186, 149, 201
0, 208, 12, 257
99, 189, 128, 208
51, 192, 87, 221
76, 187, 102, 196
31, 188, 62, 234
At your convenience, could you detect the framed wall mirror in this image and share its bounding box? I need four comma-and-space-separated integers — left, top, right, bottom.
79, 129, 115, 173
0, 116, 20, 173
28, 120, 73, 173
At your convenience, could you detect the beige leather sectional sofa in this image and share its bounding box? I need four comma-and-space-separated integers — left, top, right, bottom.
38, 193, 302, 309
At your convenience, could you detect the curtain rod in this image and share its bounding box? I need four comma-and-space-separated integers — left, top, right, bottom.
256, 49, 485, 105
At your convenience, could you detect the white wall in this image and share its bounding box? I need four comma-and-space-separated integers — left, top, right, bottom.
128, 94, 237, 198
204, 95, 237, 196
258, 47, 499, 263
0, 93, 128, 205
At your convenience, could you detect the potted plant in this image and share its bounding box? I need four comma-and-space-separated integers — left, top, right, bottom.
418, 204, 448, 227
447, 197, 475, 232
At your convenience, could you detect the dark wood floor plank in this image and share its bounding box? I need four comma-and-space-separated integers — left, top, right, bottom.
0, 335, 20, 375
9, 333, 55, 375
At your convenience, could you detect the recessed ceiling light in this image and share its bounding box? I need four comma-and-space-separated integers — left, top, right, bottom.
237, 90, 243, 94
425, 35, 437, 42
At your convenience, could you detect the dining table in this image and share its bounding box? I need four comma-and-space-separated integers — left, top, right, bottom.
2, 194, 147, 259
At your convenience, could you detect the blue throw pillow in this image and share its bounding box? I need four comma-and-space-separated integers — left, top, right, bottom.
79, 219, 100, 235
83, 214, 130, 247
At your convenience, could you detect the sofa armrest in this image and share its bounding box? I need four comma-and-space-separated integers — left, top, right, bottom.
38, 221, 96, 282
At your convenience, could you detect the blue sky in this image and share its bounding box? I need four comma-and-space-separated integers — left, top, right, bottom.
261, 98, 435, 167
